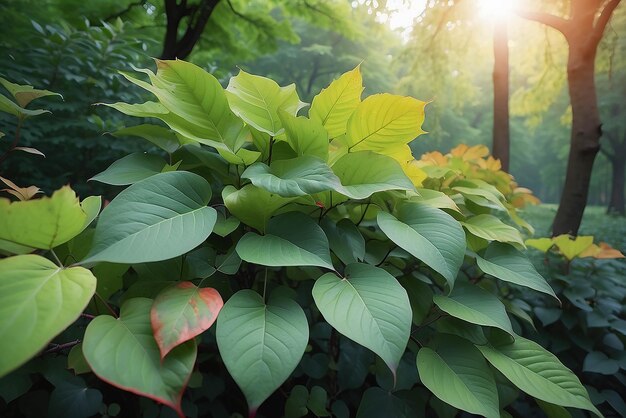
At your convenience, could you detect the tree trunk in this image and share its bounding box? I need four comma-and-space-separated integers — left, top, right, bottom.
552, 37, 601, 236
160, 0, 219, 60
492, 19, 510, 172
607, 153, 626, 215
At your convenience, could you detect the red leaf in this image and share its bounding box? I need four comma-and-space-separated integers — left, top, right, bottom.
151, 281, 224, 358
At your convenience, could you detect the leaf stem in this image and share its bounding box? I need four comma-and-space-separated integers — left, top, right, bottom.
262, 267, 268, 302
356, 200, 371, 226
50, 248, 63, 267
267, 136, 275, 165
43, 339, 81, 354
94, 292, 118, 318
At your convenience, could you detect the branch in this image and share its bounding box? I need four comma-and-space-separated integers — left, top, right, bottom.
104, 0, 147, 22
591, 0, 621, 45
515, 9, 571, 38
225, 0, 268, 28
302, 0, 337, 22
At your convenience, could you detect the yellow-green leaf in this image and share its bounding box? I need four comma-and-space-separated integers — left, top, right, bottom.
552, 235, 594, 261
0, 186, 87, 249
310, 65, 363, 139
345, 94, 426, 153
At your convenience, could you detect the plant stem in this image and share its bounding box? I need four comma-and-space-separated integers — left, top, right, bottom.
267, 137, 275, 165
50, 248, 63, 267
94, 292, 118, 318
356, 200, 371, 226
262, 267, 268, 302
44, 339, 81, 354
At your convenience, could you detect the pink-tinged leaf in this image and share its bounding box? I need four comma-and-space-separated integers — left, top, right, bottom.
151, 281, 224, 358
14, 147, 45, 157
0, 176, 41, 201
83, 298, 196, 418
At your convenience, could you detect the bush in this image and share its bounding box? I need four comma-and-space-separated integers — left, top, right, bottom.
0, 62, 601, 418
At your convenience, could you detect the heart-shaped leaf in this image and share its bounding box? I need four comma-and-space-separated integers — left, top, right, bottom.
151, 281, 223, 358
433, 282, 513, 335
377, 203, 465, 288
83, 298, 196, 418
0, 255, 96, 377
312, 263, 411, 376
417, 335, 499, 418
278, 111, 329, 160
216, 290, 309, 414
236, 212, 333, 269
0, 186, 87, 249
476, 243, 557, 298
477, 335, 601, 416
83, 171, 216, 264
461, 215, 524, 247
223, 184, 296, 233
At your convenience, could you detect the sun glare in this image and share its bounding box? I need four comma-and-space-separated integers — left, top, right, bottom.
478, 0, 517, 21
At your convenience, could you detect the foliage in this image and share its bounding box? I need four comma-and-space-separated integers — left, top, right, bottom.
510, 205, 626, 417
0, 62, 601, 418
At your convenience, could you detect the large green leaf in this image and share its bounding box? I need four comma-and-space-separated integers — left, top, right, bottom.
242, 156, 342, 197
112, 124, 181, 154
278, 111, 329, 160
151, 282, 223, 358
83, 298, 196, 418
0, 255, 96, 377
0, 93, 50, 118
47, 375, 102, 418
83, 171, 216, 264
377, 203, 465, 288
476, 243, 557, 298
331, 151, 414, 199
309, 65, 363, 139
225, 70, 306, 136
236, 212, 333, 269
477, 336, 601, 416
0, 186, 87, 249
223, 184, 296, 233
312, 263, 411, 375
90, 153, 166, 185
433, 282, 513, 335
216, 290, 309, 413
462, 215, 524, 247
345, 93, 426, 153
417, 336, 499, 418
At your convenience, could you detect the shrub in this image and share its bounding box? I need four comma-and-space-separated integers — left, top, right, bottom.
0, 62, 601, 418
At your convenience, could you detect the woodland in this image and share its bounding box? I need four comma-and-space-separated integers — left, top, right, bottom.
0, 1, 625, 417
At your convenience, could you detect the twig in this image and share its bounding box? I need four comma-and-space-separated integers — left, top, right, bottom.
44, 339, 81, 354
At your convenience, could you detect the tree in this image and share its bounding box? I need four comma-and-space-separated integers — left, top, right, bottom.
518, 0, 622, 235
492, 18, 510, 171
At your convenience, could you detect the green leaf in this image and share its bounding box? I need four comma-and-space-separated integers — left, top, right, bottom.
212, 212, 240, 237
525, 238, 554, 253
321, 218, 365, 265
83, 298, 196, 418
583, 351, 620, 375
236, 212, 333, 269
278, 111, 329, 160
310, 65, 363, 139
83, 171, 216, 264
0, 93, 50, 117
462, 215, 524, 247
223, 184, 296, 233
0, 255, 96, 377
0, 76, 62, 107
433, 282, 513, 335
417, 336, 499, 418
332, 151, 414, 199
112, 124, 181, 154
122, 61, 246, 151
47, 375, 102, 418
377, 203, 465, 288
151, 282, 223, 358
216, 290, 309, 413
67, 343, 91, 375
90, 153, 166, 185
0, 186, 87, 249
345, 93, 426, 153
475, 243, 557, 298
242, 156, 342, 197
225, 69, 306, 135
79, 196, 101, 232
355, 387, 418, 418
312, 263, 411, 375
477, 335, 601, 416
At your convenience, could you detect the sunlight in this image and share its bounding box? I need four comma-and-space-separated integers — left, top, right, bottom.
478, 0, 517, 21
